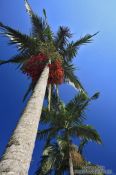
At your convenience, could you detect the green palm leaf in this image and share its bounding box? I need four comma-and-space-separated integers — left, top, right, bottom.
0, 22, 37, 53
0, 52, 30, 66
63, 61, 86, 92
78, 139, 88, 154
36, 138, 69, 175
37, 128, 53, 140
71, 125, 102, 144
73, 32, 99, 47
62, 42, 77, 61
66, 92, 100, 117
24, 0, 47, 41
66, 92, 88, 110
63, 32, 98, 62
54, 26, 72, 49
24, 0, 33, 17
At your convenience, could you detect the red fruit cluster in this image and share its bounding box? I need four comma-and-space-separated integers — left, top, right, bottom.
23, 53, 64, 84
48, 60, 64, 84
23, 53, 47, 82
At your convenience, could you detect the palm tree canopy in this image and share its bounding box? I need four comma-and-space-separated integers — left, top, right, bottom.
0, 0, 98, 100
36, 92, 102, 174
38, 91, 102, 144
36, 136, 85, 175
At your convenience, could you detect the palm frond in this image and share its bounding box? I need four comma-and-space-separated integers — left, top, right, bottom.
40, 109, 56, 124
73, 32, 99, 47
0, 22, 37, 53
63, 61, 86, 92
37, 139, 69, 174
63, 32, 98, 62
54, 26, 72, 49
78, 92, 100, 112
0, 52, 30, 66
70, 144, 85, 167
36, 151, 54, 175
57, 136, 69, 151
78, 139, 88, 154
66, 92, 100, 118
24, 0, 47, 41
71, 125, 102, 144
66, 92, 88, 117
37, 128, 53, 140
50, 88, 65, 112
91, 92, 100, 100
43, 9, 47, 21
31, 15, 46, 40
62, 42, 77, 61
66, 92, 88, 111
24, 0, 33, 17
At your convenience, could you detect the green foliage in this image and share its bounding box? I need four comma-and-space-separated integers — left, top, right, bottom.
73, 32, 99, 47
0, 22, 37, 54
36, 136, 86, 175
36, 137, 69, 174
60, 32, 98, 62
31, 14, 47, 41
91, 92, 100, 100
66, 92, 100, 119
36, 92, 102, 174
78, 138, 88, 154
70, 125, 102, 144
38, 93, 101, 146
54, 26, 72, 49
0, 0, 98, 101
0, 52, 31, 66
63, 61, 86, 92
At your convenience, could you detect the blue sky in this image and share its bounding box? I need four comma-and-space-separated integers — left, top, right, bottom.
0, 0, 116, 174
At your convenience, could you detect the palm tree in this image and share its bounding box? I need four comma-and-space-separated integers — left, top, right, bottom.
36, 92, 102, 174
37, 138, 103, 175
0, 0, 97, 174
37, 136, 85, 175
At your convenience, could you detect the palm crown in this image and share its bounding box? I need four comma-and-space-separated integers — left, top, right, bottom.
0, 0, 97, 101
36, 92, 102, 174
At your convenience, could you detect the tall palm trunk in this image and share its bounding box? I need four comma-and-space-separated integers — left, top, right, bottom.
69, 152, 74, 175
48, 60, 51, 111
48, 84, 51, 111
0, 65, 49, 175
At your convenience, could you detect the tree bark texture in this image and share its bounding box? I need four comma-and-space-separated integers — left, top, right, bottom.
0, 66, 49, 175
69, 152, 74, 175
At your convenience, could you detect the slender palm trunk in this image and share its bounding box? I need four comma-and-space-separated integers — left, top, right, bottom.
56, 85, 59, 100
48, 60, 51, 111
69, 152, 74, 175
48, 84, 51, 111
0, 65, 49, 175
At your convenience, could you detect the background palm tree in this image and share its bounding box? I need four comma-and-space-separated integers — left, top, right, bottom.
37, 138, 103, 175
37, 136, 85, 175
36, 92, 102, 174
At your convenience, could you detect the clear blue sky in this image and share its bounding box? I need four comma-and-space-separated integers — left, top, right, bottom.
0, 0, 116, 174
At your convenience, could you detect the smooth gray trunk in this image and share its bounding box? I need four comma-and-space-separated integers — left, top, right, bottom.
48, 84, 51, 111
69, 152, 74, 175
0, 66, 49, 175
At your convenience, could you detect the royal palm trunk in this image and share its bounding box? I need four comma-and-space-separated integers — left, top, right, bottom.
69, 152, 74, 175
48, 84, 51, 111
0, 65, 49, 175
